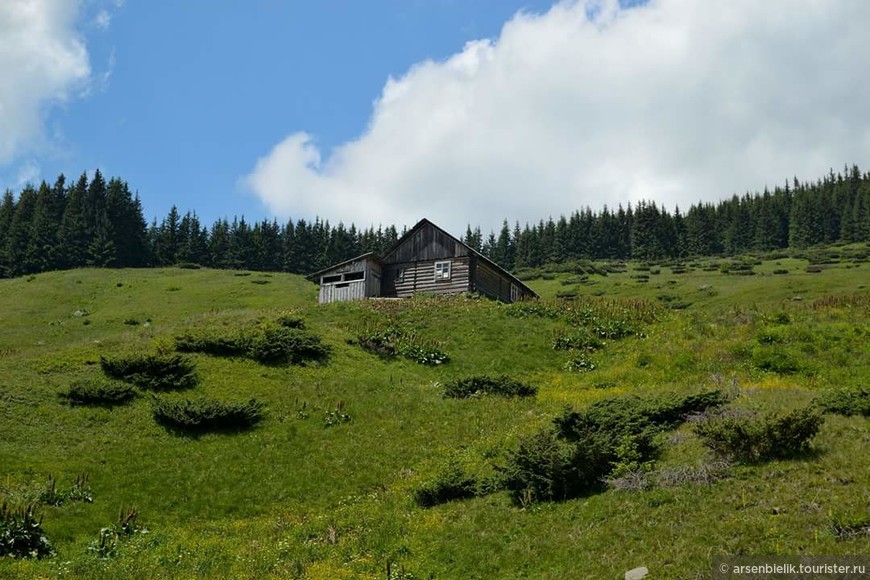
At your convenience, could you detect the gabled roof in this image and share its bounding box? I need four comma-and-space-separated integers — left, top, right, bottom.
307, 218, 538, 299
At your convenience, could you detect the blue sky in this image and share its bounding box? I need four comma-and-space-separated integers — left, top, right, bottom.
2, 0, 869, 235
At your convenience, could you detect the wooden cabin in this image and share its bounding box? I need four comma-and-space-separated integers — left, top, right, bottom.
308, 219, 538, 304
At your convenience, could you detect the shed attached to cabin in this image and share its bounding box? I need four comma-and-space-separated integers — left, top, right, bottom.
309, 219, 537, 304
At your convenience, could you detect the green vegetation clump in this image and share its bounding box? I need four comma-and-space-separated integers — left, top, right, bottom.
502, 391, 727, 505
61, 379, 136, 406
0, 503, 53, 559
176, 323, 329, 366
39, 474, 93, 506
88, 506, 145, 559
152, 397, 265, 432
174, 332, 249, 357
442, 375, 537, 399
552, 329, 604, 352
101, 353, 199, 391
554, 390, 728, 440
500, 429, 612, 505
353, 324, 449, 365
816, 385, 870, 417
693, 407, 823, 463
247, 325, 330, 365
751, 346, 801, 374
413, 460, 479, 508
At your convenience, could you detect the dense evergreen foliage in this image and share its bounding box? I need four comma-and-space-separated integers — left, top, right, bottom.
1, 165, 868, 278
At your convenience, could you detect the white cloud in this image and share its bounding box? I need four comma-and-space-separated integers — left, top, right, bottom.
244, 0, 870, 235
94, 9, 111, 30
14, 159, 41, 188
0, 0, 90, 165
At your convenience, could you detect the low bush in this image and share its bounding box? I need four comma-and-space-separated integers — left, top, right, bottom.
175, 332, 249, 357
413, 460, 478, 507
248, 326, 330, 364
443, 375, 537, 399
101, 353, 199, 391
816, 385, 870, 417
500, 392, 727, 505
693, 407, 823, 463
62, 379, 136, 406
0, 502, 53, 559
176, 323, 329, 366
555, 390, 728, 441
500, 429, 612, 505
152, 397, 265, 432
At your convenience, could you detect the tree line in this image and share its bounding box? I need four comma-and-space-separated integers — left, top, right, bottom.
1, 165, 868, 278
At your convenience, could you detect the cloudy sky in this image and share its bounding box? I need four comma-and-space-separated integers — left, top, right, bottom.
1, 0, 868, 235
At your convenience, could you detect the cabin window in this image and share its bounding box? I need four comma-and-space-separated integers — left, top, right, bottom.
395, 268, 404, 282
322, 271, 364, 285
510, 284, 519, 302
434, 261, 451, 281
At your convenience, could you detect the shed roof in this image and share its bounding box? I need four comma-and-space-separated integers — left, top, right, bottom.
306, 252, 377, 282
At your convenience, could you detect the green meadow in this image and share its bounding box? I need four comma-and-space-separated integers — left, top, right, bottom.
0, 247, 868, 578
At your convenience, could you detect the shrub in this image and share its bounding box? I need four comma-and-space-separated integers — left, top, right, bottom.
152, 397, 265, 432
175, 331, 250, 357
693, 407, 823, 463
500, 429, 612, 505
175, 262, 201, 269
443, 375, 537, 399
816, 385, 870, 417
101, 353, 199, 391
0, 503, 53, 559
248, 325, 330, 365
62, 379, 136, 406
176, 324, 329, 366
498, 391, 728, 506
555, 390, 728, 441
413, 460, 478, 507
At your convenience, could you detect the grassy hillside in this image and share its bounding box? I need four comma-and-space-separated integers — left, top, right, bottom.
0, 249, 868, 579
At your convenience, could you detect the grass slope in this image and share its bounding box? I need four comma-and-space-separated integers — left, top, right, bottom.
0, 252, 868, 579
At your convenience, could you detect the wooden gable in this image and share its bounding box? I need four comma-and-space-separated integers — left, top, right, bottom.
381, 220, 469, 264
